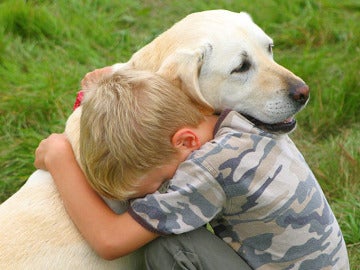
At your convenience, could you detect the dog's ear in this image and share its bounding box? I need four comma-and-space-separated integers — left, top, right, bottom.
156, 45, 214, 115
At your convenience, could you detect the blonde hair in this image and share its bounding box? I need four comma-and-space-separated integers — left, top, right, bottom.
79, 68, 204, 200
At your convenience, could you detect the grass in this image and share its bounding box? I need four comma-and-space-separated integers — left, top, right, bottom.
0, 0, 359, 267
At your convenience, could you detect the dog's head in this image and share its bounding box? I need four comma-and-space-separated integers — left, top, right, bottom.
128, 10, 309, 133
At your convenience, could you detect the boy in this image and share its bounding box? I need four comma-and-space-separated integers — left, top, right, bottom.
36, 68, 251, 269
35, 68, 349, 269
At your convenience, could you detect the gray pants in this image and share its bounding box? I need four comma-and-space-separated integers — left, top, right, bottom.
145, 227, 252, 270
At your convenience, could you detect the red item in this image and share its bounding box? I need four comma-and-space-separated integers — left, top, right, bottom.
73, 91, 84, 110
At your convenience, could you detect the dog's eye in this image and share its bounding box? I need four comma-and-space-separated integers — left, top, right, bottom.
231, 60, 251, 74
268, 43, 274, 54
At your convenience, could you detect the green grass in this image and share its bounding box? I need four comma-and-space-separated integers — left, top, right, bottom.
1, 0, 359, 267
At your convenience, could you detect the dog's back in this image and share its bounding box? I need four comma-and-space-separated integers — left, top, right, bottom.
0, 108, 144, 269
0, 169, 144, 269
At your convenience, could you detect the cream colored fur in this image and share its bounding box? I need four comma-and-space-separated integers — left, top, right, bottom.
0, 107, 144, 269
0, 9, 307, 268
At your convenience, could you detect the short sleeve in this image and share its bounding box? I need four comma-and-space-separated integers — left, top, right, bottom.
128, 159, 226, 235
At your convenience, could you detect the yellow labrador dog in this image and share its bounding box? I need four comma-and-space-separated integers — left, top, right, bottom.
0, 10, 309, 269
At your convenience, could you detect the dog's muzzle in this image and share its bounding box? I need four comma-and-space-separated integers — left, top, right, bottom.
244, 83, 310, 133
289, 83, 310, 106
243, 114, 297, 133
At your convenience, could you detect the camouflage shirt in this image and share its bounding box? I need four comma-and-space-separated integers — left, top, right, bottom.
129, 110, 349, 270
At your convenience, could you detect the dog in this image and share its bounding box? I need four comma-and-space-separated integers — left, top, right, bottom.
0, 10, 309, 269
123, 9, 309, 133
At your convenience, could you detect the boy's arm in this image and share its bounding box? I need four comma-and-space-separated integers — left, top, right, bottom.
34, 134, 158, 260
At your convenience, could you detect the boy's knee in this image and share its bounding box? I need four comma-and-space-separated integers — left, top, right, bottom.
145, 235, 201, 270
145, 236, 166, 261
145, 229, 252, 270
145, 237, 173, 269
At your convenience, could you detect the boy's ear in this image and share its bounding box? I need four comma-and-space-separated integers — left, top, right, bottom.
172, 128, 201, 150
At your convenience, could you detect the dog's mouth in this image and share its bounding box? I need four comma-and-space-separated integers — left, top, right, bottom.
242, 114, 297, 133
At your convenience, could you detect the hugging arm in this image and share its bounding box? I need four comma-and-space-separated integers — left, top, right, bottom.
34, 134, 159, 260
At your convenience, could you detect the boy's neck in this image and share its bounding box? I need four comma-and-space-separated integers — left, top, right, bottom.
198, 115, 219, 145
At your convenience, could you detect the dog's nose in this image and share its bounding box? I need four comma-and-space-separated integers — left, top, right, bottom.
289, 84, 310, 105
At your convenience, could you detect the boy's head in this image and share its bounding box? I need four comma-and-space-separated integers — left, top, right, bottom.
80, 68, 205, 200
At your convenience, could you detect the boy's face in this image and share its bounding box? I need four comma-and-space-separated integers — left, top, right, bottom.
130, 115, 218, 199
130, 162, 180, 199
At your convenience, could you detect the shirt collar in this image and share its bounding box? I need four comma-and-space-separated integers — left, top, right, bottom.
213, 109, 232, 136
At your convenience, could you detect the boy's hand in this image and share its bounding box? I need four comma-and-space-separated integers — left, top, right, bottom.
34, 133, 74, 171
81, 66, 113, 90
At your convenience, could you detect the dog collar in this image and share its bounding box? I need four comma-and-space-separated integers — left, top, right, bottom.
73, 91, 84, 110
